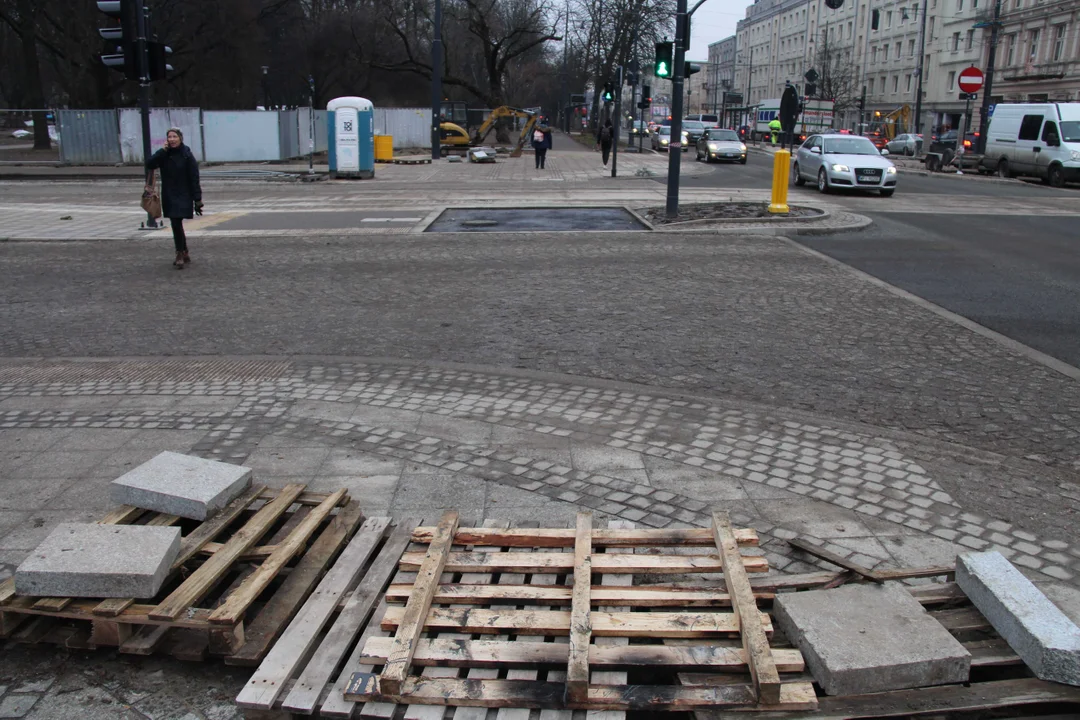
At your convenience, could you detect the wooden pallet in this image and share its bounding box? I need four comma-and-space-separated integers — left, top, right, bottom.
0, 484, 365, 664
336, 510, 816, 713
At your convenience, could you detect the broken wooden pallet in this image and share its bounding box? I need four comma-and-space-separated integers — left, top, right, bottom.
340, 510, 815, 713
0, 484, 364, 664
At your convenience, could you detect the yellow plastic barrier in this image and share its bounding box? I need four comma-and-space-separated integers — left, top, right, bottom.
374, 135, 394, 162
768, 149, 791, 214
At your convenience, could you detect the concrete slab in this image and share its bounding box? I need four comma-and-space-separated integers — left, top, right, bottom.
15, 523, 180, 598
774, 581, 971, 695
957, 551, 1080, 686
110, 451, 252, 521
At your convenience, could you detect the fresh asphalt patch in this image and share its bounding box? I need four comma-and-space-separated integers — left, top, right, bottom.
425, 207, 648, 232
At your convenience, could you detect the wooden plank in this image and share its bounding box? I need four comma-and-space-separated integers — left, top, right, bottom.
413, 526, 759, 547
0, 579, 16, 607
713, 510, 781, 706
795, 678, 1080, 719
380, 606, 770, 637
33, 597, 72, 612
281, 518, 418, 715
398, 550, 768, 574
906, 582, 968, 606
149, 483, 305, 621
172, 483, 267, 568
210, 488, 348, 625
92, 598, 135, 617
226, 500, 368, 667
564, 512, 592, 704
119, 624, 172, 656
966, 638, 1022, 667
875, 564, 955, 580
379, 509, 459, 696
258, 487, 350, 507
932, 606, 992, 633
788, 538, 883, 583
495, 520, 544, 720
360, 635, 806, 670
234, 515, 389, 709
383, 582, 767, 607
97, 505, 146, 525
344, 676, 817, 711
0, 597, 214, 627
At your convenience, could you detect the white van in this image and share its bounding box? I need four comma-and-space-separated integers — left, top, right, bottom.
980, 103, 1080, 186
685, 114, 719, 125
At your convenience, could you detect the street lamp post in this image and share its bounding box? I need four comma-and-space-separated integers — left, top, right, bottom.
914, 0, 928, 133
430, 0, 443, 161
976, 0, 1003, 154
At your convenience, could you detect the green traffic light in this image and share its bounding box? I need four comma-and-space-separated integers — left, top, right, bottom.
657, 61, 669, 77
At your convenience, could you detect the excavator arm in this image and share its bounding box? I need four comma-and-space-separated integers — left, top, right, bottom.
470, 106, 538, 147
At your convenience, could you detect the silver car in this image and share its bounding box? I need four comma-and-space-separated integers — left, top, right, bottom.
651, 125, 689, 152
695, 128, 748, 164
886, 133, 923, 156
793, 134, 898, 196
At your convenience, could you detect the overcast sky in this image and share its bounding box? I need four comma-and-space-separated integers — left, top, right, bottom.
685, 1, 749, 62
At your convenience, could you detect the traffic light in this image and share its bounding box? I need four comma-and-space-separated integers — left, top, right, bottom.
654, 42, 673, 78
148, 41, 173, 81
602, 82, 614, 103
805, 83, 817, 97
685, 63, 702, 78
637, 84, 652, 110
98, 0, 138, 81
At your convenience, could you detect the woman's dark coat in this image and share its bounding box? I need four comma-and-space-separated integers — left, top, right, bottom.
146, 144, 202, 219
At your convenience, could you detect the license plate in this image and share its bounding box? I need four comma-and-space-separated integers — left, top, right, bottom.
858, 174, 878, 183
725, 153, 735, 157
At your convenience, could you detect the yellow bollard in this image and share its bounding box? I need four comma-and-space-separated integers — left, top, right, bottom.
768, 149, 791, 214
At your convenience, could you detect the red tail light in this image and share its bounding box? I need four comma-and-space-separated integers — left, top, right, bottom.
963, 139, 972, 147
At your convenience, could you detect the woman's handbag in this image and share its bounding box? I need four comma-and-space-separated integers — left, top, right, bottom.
141, 171, 162, 219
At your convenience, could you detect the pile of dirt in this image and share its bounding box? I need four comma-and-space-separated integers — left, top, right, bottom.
644, 201, 824, 225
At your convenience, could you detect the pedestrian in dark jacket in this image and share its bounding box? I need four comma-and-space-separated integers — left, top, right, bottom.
597, 119, 614, 166
146, 127, 203, 269
532, 123, 553, 169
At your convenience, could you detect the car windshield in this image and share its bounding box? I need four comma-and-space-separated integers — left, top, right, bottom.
683, 121, 705, 131
658, 127, 671, 136
1060, 121, 1080, 143
824, 137, 880, 155
709, 130, 740, 141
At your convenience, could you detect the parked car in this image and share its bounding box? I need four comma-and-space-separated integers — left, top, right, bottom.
862, 132, 889, 150
929, 130, 977, 152
651, 125, 689, 152
979, 102, 1080, 186
681, 120, 707, 145
792, 133, 898, 196
695, 128, 747, 163
886, 133, 923, 156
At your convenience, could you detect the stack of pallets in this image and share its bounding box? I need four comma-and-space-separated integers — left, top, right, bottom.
0, 484, 365, 664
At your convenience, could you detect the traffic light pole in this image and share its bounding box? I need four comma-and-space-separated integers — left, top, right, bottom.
664, 0, 688, 218
612, 66, 622, 177
430, 0, 443, 161
136, 4, 158, 229
976, 0, 1002, 154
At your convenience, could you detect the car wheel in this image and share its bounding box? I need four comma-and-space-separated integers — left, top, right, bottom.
926, 156, 940, 172
817, 167, 829, 193
905, 146, 914, 156
997, 159, 1011, 179
792, 162, 805, 185
1048, 164, 1066, 188
880, 188, 895, 197
739, 157, 747, 165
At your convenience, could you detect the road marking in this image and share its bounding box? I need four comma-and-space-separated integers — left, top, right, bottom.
359, 217, 423, 223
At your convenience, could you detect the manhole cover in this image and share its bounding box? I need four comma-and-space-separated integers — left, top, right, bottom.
425, 207, 647, 232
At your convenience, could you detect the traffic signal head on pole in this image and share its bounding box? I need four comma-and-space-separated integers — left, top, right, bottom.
98, 0, 139, 81
654, 42, 673, 78
602, 81, 614, 103
148, 41, 173, 81
685, 63, 702, 78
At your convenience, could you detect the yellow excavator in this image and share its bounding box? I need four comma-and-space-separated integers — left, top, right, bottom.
870, 105, 912, 139
439, 106, 539, 158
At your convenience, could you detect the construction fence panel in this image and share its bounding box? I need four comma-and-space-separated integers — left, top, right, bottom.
297, 109, 328, 155
279, 109, 300, 158
119, 107, 204, 164
56, 110, 122, 164
203, 111, 281, 162
373, 108, 429, 149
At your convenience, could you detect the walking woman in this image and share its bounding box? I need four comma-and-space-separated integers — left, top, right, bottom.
146, 128, 203, 269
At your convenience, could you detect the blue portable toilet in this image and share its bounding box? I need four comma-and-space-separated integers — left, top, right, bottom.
327, 96, 374, 179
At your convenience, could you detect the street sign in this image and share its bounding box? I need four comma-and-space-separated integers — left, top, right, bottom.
959, 92, 978, 100
779, 85, 800, 132
803, 68, 819, 84
958, 66, 984, 94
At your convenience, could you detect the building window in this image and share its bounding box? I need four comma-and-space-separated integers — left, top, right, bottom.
966, 29, 974, 50
848, 21, 852, 38
1028, 28, 1040, 63
893, 75, 899, 93
929, 17, 935, 39
957, 0, 963, 10
895, 42, 902, 59
952, 32, 961, 51
973, 0, 978, 7
909, 39, 916, 56
886, 10, 893, 27
1006, 33, 1017, 65
906, 74, 913, 92
872, 9, 880, 30
871, 46, 877, 63
947, 70, 955, 89
868, 78, 875, 93
1053, 24, 1066, 62
925, 55, 931, 79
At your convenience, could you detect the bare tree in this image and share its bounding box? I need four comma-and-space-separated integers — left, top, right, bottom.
812, 40, 859, 116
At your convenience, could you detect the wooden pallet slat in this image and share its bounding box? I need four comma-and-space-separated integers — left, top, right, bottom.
378, 509, 459, 696
564, 512, 592, 704
713, 511, 782, 706
383, 582, 766, 607
397, 550, 769, 574
412, 526, 760, 547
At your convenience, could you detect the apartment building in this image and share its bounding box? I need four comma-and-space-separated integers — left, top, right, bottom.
707, 36, 738, 112
985, 0, 1080, 105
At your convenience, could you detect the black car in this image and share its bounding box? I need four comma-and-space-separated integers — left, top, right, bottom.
929, 130, 977, 153
681, 120, 707, 144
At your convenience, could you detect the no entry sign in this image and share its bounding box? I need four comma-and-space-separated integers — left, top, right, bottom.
958, 66, 984, 94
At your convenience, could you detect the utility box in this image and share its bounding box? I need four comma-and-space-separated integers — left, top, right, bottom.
327, 96, 374, 179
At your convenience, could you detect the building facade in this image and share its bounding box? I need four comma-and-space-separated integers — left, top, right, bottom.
984, 0, 1080, 105
707, 36, 739, 113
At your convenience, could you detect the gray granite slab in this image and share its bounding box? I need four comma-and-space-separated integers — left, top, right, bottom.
774, 581, 971, 695
958, 551, 1080, 686
15, 523, 181, 598
110, 451, 251, 520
